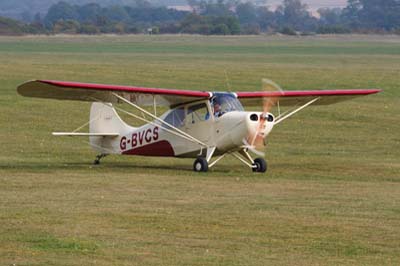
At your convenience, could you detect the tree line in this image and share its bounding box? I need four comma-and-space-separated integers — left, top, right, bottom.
1, 0, 400, 35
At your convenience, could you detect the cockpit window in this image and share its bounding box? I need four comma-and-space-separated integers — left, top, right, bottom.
164, 107, 185, 128
187, 103, 209, 123
211, 94, 244, 117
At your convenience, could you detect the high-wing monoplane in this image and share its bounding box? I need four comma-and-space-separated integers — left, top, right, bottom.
17, 79, 380, 172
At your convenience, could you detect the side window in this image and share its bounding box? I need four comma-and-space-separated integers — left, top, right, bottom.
187, 103, 209, 124
164, 107, 185, 128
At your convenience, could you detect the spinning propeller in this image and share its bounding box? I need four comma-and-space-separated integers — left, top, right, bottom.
246, 79, 282, 156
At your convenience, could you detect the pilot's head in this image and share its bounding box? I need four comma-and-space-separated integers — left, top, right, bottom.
214, 102, 221, 113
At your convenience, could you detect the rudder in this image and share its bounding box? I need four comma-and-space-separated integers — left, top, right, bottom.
89, 102, 135, 154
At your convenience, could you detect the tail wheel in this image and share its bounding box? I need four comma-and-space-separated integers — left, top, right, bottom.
193, 157, 209, 172
252, 158, 267, 173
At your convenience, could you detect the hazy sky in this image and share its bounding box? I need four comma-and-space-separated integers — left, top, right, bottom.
268, 0, 348, 9
170, 1, 348, 11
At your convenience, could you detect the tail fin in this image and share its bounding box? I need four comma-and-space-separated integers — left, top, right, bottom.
89, 102, 135, 153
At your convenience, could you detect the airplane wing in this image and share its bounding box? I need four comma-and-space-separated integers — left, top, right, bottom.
17, 80, 211, 107
18, 80, 381, 108
236, 89, 382, 107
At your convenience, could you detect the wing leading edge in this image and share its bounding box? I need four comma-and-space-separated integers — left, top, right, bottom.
17, 80, 212, 107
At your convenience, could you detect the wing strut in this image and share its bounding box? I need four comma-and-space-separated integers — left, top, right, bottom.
112, 93, 208, 147
103, 102, 207, 148
275, 97, 320, 125
153, 95, 157, 116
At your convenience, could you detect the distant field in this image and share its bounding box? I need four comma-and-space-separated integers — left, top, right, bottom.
0, 34, 399, 266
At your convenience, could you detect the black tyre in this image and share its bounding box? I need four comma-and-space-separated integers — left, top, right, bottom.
193, 157, 209, 172
252, 158, 267, 173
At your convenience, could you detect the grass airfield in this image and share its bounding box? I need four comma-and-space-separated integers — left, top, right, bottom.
0, 34, 399, 265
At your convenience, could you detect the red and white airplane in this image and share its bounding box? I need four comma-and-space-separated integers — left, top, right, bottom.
17, 79, 380, 172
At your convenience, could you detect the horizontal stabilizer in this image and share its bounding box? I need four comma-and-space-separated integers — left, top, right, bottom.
52, 132, 119, 137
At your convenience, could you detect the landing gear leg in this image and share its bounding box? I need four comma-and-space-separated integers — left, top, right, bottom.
94, 154, 108, 165
233, 150, 267, 173
193, 146, 215, 172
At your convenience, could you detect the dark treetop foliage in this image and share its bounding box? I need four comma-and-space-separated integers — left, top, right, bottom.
1, 0, 400, 35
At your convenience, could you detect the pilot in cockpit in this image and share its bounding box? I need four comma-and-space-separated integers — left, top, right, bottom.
213, 101, 223, 118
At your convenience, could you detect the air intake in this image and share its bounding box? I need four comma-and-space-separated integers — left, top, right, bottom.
250, 114, 259, 121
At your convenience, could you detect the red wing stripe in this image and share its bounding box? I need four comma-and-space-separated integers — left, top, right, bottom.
39, 80, 211, 98
236, 89, 382, 98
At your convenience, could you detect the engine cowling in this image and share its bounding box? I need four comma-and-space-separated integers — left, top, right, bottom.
215, 111, 275, 152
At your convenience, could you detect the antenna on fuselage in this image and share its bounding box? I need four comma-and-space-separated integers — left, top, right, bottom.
224, 69, 232, 92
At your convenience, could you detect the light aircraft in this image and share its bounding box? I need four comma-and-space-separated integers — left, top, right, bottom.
17, 79, 380, 172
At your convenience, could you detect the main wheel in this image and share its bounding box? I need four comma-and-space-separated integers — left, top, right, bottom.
252, 158, 267, 173
193, 157, 209, 172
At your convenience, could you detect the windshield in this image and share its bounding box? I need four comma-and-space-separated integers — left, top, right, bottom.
211, 93, 244, 117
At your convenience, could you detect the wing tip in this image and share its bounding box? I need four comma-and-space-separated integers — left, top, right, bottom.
17, 80, 39, 96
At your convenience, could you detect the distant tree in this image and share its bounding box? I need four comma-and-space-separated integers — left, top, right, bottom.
159, 22, 181, 34
341, 0, 362, 28
203, 0, 235, 16
187, 0, 202, 13
125, 24, 141, 34
318, 8, 343, 26
275, 0, 317, 32
33, 13, 42, 24
79, 23, 99, 34
44, 2, 79, 28
279, 26, 297, 35
125, 6, 187, 23
256, 6, 276, 31
103, 6, 130, 22
211, 23, 230, 34
240, 23, 261, 34
358, 0, 400, 30
187, 0, 236, 16
77, 3, 102, 24
151, 26, 160, 34
28, 13, 46, 34
31, 0, 400, 35
317, 26, 351, 34
339, 0, 400, 31
0, 16, 26, 35
179, 13, 240, 35
95, 15, 110, 28
212, 15, 240, 34
180, 13, 211, 34
131, 0, 152, 9
52, 19, 80, 34
112, 22, 126, 33
236, 2, 257, 24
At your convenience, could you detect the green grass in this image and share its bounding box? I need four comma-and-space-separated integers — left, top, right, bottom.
0, 34, 399, 265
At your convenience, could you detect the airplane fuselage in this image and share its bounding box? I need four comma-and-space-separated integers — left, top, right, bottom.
89, 92, 274, 159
